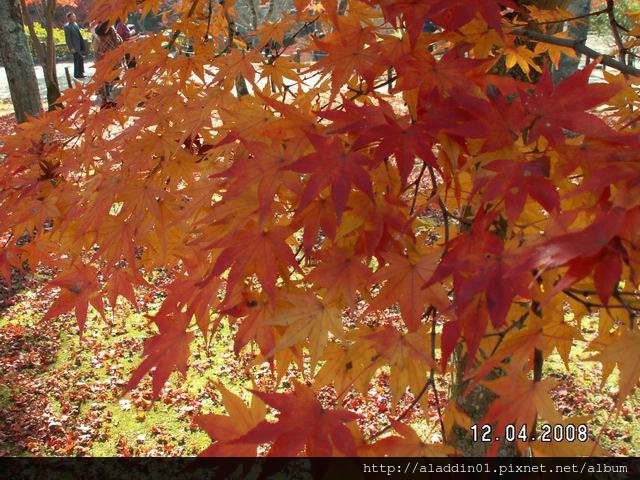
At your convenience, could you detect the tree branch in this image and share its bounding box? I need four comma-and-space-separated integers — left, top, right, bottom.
525, 7, 608, 27
512, 28, 640, 77
606, 0, 628, 68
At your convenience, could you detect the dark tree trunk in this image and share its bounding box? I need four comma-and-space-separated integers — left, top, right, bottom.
0, 0, 42, 123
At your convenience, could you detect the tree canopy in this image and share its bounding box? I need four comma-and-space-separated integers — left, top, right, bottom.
1, 0, 640, 457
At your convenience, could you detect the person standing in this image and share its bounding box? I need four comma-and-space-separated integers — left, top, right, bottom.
93, 21, 124, 107
114, 18, 138, 68
64, 12, 86, 79
114, 19, 133, 42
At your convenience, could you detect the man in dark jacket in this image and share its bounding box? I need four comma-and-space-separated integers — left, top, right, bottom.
64, 12, 86, 79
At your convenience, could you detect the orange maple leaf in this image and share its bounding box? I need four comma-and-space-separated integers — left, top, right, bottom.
196, 383, 266, 456
233, 380, 359, 456
42, 264, 105, 334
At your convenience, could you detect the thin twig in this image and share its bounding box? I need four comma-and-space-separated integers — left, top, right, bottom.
204, 0, 213, 42
367, 307, 437, 442
167, 0, 201, 51
606, 0, 628, 67
269, 18, 319, 64
430, 311, 446, 443
410, 162, 428, 215
563, 288, 639, 311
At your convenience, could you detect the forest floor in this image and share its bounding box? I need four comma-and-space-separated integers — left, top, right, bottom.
0, 100, 16, 138
0, 268, 639, 457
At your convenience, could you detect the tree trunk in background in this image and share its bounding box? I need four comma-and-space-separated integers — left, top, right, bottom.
247, 0, 258, 31
43, 0, 61, 107
552, 0, 591, 83
0, 0, 42, 123
19, 0, 61, 109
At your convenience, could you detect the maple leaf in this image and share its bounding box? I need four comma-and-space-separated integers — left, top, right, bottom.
373, 1, 436, 45
427, 212, 533, 332
265, 290, 344, 371
442, 402, 473, 438
311, 27, 381, 100
207, 222, 299, 302
320, 100, 440, 188
448, 87, 528, 154
533, 32, 577, 69
260, 57, 304, 91
286, 134, 374, 222
125, 311, 194, 399
369, 421, 455, 456
475, 321, 547, 379
367, 249, 449, 331
42, 265, 105, 335
526, 207, 628, 298
223, 290, 278, 357
105, 268, 140, 311
428, 0, 517, 33
521, 62, 626, 145
294, 194, 338, 254
478, 156, 560, 222
196, 383, 266, 456
255, 20, 294, 49
212, 140, 302, 223
306, 249, 371, 308
395, 48, 489, 96
541, 296, 583, 369
482, 372, 562, 455
155, 273, 223, 339
314, 339, 382, 398
588, 330, 640, 408
233, 381, 359, 456
501, 45, 542, 78
0, 245, 23, 284
362, 326, 436, 403
211, 49, 260, 91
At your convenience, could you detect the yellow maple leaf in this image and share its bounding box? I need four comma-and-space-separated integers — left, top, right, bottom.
588, 330, 640, 408
502, 45, 542, 78
534, 32, 577, 69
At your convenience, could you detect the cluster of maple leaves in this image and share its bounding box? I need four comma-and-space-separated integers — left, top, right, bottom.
1, 0, 640, 456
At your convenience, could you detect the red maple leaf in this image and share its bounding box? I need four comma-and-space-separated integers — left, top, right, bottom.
320, 100, 439, 188
125, 310, 194, 399
286, 134, 374, 221
233, 381, 359, 456
522, 62, 627, 145
477, 156, 560, 222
